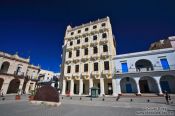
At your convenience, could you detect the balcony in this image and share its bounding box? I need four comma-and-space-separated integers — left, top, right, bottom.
64, 73, 72, 78
81, 55, 90, 61
90, 40, 98, 46
102, 70, 111, 75
82, 72, 89, 76
91, 54, 100, 60
101, 52, 110, 58
65, 58, 72, 64
73, 57, 81, 63
73, 73, 80, 77
91, 71, 100, 76
99, 38, 108, 44
74, 44, 81, 49
115, 65, 175, 77
81, 42, 89, 48
66, 45, 73, 51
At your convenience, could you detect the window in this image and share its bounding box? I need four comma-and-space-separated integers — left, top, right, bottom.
101, 23, 106, 27
94, 62, 98, 71
77, 39, 80, 44
102, 33, 107, 38
85, 28, 89, 31
93, 46, 98, 54
68, 51, 72, 58
104, 61, 109, 70
71, 32, 74, 35
84, 64, 88, 72
78, 30, 81, 33
121, 62, 128, 73
76, 50, 80, 57
85, 37, 88, 42
93, 35, 97, 40
75, 65, 79, 73
67, 66, 71, 73
84, 48, 88, 55
93, 25, 97, 29
70, 41, 73, 46
103, 45, 108, 52
160, 58, 170, 70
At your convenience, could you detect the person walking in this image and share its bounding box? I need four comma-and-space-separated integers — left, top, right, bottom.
164, 91, 170, 105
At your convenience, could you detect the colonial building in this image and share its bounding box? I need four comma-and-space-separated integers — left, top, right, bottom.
149, 36, 175, 50
0, 52, 40, 95
61, 17, 117, 96
112, 48, 175, 96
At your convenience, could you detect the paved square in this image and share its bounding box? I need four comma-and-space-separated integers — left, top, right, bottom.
0, 96, 175, 116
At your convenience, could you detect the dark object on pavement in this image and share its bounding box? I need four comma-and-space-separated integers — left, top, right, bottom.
34, 85, 59, 102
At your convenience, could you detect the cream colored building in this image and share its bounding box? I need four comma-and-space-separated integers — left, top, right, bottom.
39, 69, 54, 81
61, 17, 116, 96
0, 51, 40, 95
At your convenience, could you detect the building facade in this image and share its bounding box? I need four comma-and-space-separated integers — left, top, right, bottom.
61, 17, 117, 96
149, 36, 175, 50
0, 52, 40, 95
112, 48, 175, 96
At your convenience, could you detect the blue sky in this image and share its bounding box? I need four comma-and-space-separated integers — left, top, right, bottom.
0, 0, 175, 72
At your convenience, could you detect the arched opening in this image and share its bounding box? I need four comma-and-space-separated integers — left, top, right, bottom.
0, 61, 10, 73
7, 79, 20, 94
0, 78, 4, 90
160, 75, 175, 93
120, 77, 137, 93
135, 59, 153, 72
139, 76, 159, 93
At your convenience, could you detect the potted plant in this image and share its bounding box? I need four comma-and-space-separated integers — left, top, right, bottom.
29, 90, 36, 101
15, 89, 21, 100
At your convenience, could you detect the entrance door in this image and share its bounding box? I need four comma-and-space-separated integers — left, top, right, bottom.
98, 83, 100, 94
160, 81, 170, 93
140, 80, 150, 93
126, 84, 132, 93
74, 84, 77, 94
108, 83, 113, 95
83, 84, 85, 94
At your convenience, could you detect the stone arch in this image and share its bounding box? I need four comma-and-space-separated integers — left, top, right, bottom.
0, 78, 4, 90
135, 59, 153, 72
0, 61, 10, 73
7, 79, 20, 94
120, 77, 137, 93
160, 75, 175, 93
139, 76, 159, 93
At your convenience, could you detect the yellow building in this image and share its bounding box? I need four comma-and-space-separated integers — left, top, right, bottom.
61, 17, 117, 96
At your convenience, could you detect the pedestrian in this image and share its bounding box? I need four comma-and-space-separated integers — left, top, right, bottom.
164, 91, 169, 105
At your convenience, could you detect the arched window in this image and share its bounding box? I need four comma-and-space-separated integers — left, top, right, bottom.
135, 59, 153, 72
0, 61, 10, 73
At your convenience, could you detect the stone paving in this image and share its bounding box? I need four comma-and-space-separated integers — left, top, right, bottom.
0, 95, 175, 116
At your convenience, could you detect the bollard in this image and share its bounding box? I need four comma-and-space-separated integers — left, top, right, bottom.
62, 97, 63, 99
130, 99, 133, 102
80, 97, 82, 100
2, 98, 5, 100
147, 99, 150, 102
70, 97, 72, 99
102, 98, 105, 101
90, 98, 92, 101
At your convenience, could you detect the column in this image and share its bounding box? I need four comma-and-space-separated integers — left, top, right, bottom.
19, 79, 24, 94
134, 77, 141, 95
89, 78, 93, 95
100, 77, 105, 96
25, 80, 31, 94
153, 76, 163, 95
62, 79, 66, 95
112, 78, 117, 96
70, 79, 74, 95
116, 78, 121, 95
79, 78, 83, 95
1, 79, 11, 95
